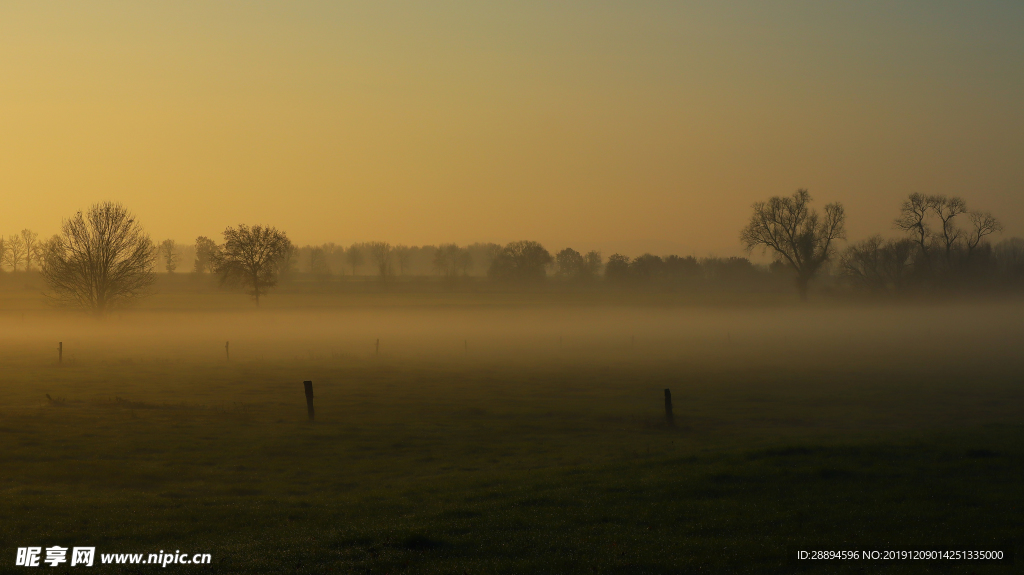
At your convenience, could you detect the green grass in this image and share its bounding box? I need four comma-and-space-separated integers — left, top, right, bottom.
1, 334, 1022, 573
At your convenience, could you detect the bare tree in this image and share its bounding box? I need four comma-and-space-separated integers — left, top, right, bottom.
932, 195, 967, 263
346, 244, 365, 276
965, 212, 1002, 261
740, 189, 845, 300
5, 234, 26, 271
159, 239, 179, 273
193, 236, 219, 273
40, 202, 155, 313
0, 236, 6, 272
21, 229, 39, 271
894, 193, 937, 257
213, 225, 292, 306
366, 241, 393, 279
840, 236, 916, 295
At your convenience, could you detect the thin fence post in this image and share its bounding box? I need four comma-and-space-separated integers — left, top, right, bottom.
58, 342, 63, 364
225, 341, 230, 361
664, 388, 674, 426
304, 381, 314, 422
375, 339, 379, 356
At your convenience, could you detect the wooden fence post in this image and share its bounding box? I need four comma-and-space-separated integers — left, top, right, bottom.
304, 381, 314, 421
225, 341, 230, 361
375, 339, 380, 356
58, 342, 63, 364
664, 388, 674, 426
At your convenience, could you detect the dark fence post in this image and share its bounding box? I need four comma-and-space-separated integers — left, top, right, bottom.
375, 339, 380, 356
225, 341, 230, 361
664, 388, 674, 426
304, 381, 314, 421
58, 342, 63, 364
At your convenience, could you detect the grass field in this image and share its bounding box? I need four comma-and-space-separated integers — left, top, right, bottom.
1, 300, 1022, 573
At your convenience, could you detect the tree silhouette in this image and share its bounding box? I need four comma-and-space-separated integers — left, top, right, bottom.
629, 254, 664, 282
346, 244, 365, 276
965, 211, 1002, 262
277, 243, 299, 284
309, 247, 331, 282
367, 241, 393, 280
555, 248, 584, 278
894, 193, 937, 258
468, 243, 502, 275
662, 255, 700, 285
193, 236, 219, 273
892, 194, 1003, 278
585, 251, 603, 277
740, 189, 845, 300
556, 248, 604, 281
40, 202, 155, 313
159, 239, 179, 273
488, 241, 552, 282
213, 225, 292, 306
393, 245, 412, 275
932, 195, 968, 264
434, 244, 471, 279
994, 238, 1024, 281
840, 236, 916, 295
604, 254, 630, 283
20, 229, 39, 271
4, 234, 26, 271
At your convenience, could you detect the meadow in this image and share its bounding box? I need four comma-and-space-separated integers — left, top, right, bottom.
0, 291, 1022, 573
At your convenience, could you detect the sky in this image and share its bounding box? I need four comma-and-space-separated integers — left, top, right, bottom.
1, 1, 1022, 258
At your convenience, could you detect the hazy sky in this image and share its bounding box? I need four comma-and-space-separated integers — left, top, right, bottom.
2, 1, 1022, 257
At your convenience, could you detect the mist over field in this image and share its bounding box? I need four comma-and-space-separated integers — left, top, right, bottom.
2, 301, 1022, 369
2, 296, 1022, 572
3, 1, 1024, 571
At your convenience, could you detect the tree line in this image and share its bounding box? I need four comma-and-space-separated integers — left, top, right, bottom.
740, 190, 1021, 299
0, 229, 42, 272
9, 194, 1022, 313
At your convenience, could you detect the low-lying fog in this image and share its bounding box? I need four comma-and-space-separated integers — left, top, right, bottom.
1, 302, 1021, 371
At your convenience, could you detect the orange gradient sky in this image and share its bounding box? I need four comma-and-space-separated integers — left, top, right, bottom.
2, 1, 1022, 257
